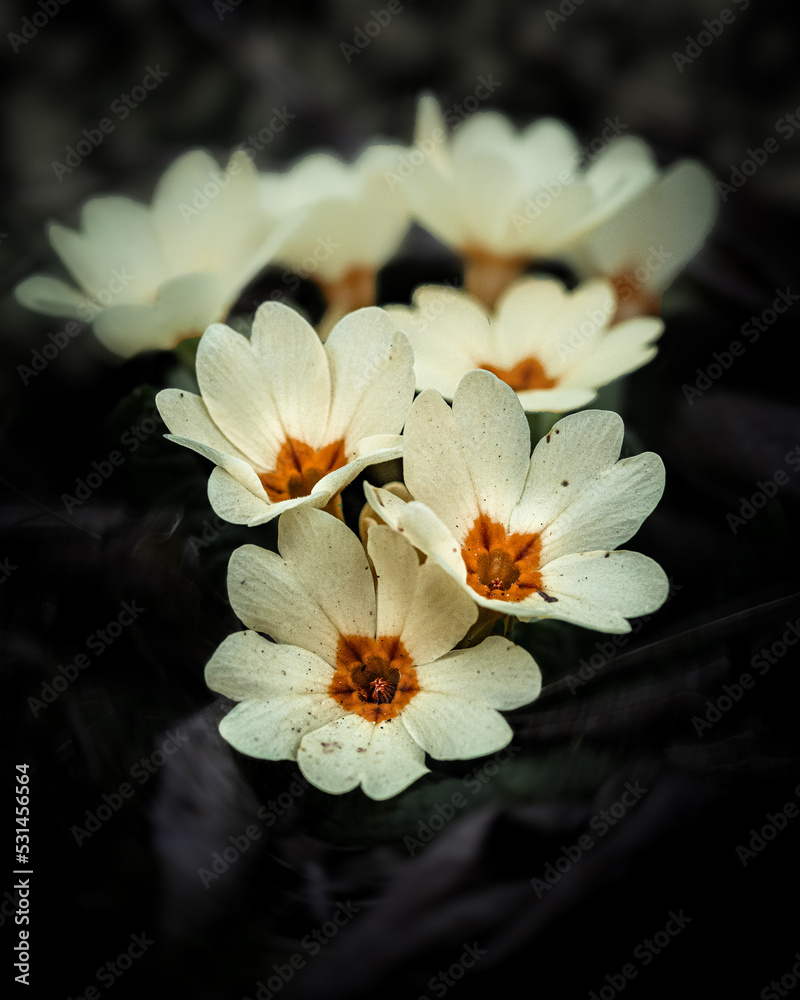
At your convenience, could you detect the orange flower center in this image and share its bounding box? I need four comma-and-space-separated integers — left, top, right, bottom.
610, 270, 663, 323
461, 513, 556, 603
478, 357, 558, 391
329, 635, 419, 723
259, 438, 347, 502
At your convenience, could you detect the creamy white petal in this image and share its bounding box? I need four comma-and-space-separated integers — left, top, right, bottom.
207, 467, 318, 527
298, 715, 429, 799
364, 485, 467, 585
14, 275, 94, 318
276, 506, 377, 639
509, 409, 624, 536
205, 630, 333, 701
561, 317, 663, 389
50, 197, 164, 300
515, 386, 596, 413
452, 370, 531, 524
368, 525, 423, 641
416, 636, 541, 709
164, 433, 266, 499
196, 305, 330, 468
398, 558, 477, 666
402, 389, 479, 537
93, 273, 225, 357
219, 696, 347, 760
227, 543, 341, 663
156, 388, 254, 465
401, 692, 513, 759
537, 549, 670, 632
538, 451, 666, 561
324, 308, 415, 446
353, 434, 403, 459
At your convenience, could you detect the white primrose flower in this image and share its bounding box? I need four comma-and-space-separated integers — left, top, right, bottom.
206, 506, 541, 800
260, 145, 411, 334
398, 95, 660, 307
156, 301, 415, 526
15, 149, 287, 358
385, 276, 664, 413
365, 370, 669, 633
563, 160, 719, 322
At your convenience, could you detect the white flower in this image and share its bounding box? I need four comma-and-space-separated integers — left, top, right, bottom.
206, 507, 541, 800
399, 95, 660, 307
386, 276, 664, 413
365, 370, 669, 632
261, 145, 410, 332
563, 161, 719, 321
15, 149, 286, 358
156, 301, 415, 526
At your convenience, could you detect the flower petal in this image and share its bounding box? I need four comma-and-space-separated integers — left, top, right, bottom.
417, 636, 541, 709
156, 388, 253, 464
276, 506, 377, 639
196, 304, 331, 468
298, 715, 429, 799
452, 370, 531, 525
324, 307, 415, 446
538, 451, 666, 561
402, 389, 480, 537
401, 692, 513, 759
227, 542, 341, 664
509, 409, 625, 536
364, 484, 467, 585
14, 275, 94, 319
219, 696, 346, 760
537, 549, 670, 632
205, 630, 333, 701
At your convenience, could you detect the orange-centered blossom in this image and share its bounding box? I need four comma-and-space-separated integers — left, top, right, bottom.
259, 438, 347, 502
461, 514, 553, 603
478, 357, 558, 392
330, 635, 419, 723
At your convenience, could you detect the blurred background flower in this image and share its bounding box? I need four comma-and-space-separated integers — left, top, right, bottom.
2, 2, 799, 999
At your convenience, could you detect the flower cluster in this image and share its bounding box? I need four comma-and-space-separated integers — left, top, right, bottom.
16, 95, 711, 799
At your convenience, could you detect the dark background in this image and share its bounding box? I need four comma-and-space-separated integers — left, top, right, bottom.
2, 1, 799, 997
